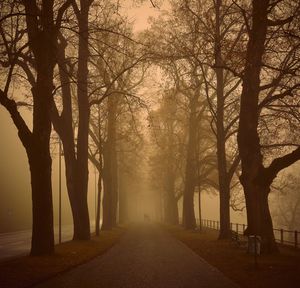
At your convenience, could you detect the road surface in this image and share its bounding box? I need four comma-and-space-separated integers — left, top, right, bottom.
34, 224, 239, 288
0, 223, 95, 261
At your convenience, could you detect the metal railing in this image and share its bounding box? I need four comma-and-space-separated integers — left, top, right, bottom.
201, 219, 299, 249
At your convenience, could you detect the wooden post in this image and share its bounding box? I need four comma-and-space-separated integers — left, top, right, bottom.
280, 229, 284, 244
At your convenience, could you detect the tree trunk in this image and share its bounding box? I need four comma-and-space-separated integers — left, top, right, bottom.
102, 145, 113, 230
214, 0, 231, 239
164, 169, 179, 225
111, 144, 118, 227
118, 169, 128, 224
28, 6, 56, 253
95, 164, 102, 236
164, 194, 179, 225
237, 0, 278, 252
53, 28, 91, 240
163, 109, 179, 225
182, 96, 197, 229
242, 179, 277, 253
71, 0, 92, 240
101, 94, 118, 229
29, 118, 54, 255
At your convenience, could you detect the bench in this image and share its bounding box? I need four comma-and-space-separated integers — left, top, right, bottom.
231, 230, 248, 248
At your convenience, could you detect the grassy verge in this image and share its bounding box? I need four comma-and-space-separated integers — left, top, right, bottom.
164, 225, 300, 288
0, 227, 126, 288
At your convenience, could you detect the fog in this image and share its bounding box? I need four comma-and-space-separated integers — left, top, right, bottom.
0, 105, 246, 233
1, 0, 300, 246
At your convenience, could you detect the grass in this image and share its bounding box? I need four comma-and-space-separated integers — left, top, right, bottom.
164, 225, 300, 288
0, 227, 126, 288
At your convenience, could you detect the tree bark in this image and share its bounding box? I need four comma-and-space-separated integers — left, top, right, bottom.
95, 171, 102, 235
164, 120, 179, 225
25, 60, 55, 255
24, 0, 56, 255
237, 0, 278, 252
71, 0, 91, 240
182, 95, 197, 229
52, 1, 92, 240
164, 179, 179, 225
102, 94, 118, 229
118, 169, 128, 224
214, 0, 231, 239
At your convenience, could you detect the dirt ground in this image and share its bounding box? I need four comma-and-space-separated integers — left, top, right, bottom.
0, 227, 126, 288
165, 225, 300, 288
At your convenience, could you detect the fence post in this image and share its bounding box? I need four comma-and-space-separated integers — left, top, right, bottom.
230, 222, 233, 231
280, 229, 284, 244
243, 224, 245, 233
236, 223, 238, 234
217, 221, 219, 230
295, 231, 298, 249
213, 221, 215, 229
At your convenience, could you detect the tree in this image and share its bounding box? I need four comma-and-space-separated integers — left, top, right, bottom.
181, 0, 243, 238
237, 0, 300, 253
148, 91, 182, 225
0, 0, 71, 255
88, 10, 146, 229
271, 171, 300, 232
51, 0, 94, 240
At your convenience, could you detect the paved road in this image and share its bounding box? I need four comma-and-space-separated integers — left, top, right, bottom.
34, 224, 238, 288
0, 223, 96, 261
